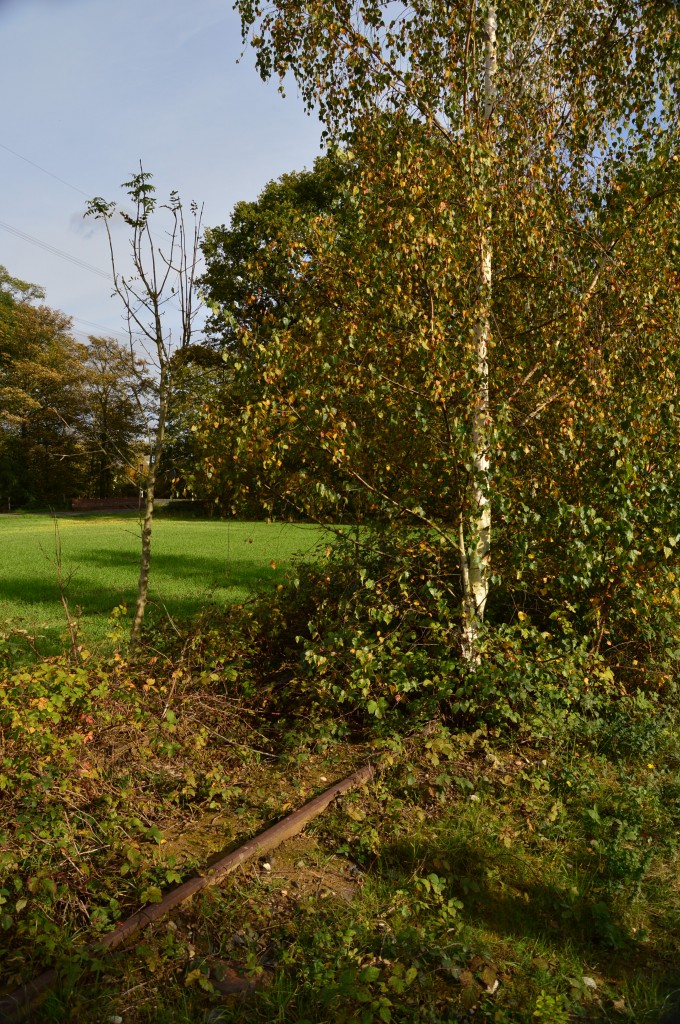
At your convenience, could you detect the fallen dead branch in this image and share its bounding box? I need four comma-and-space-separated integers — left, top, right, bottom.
0, 763, 374, 1023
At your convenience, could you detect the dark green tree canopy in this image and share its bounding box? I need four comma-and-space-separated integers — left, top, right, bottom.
200, 153, 347, 353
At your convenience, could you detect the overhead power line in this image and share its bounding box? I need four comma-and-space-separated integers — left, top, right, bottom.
0, 220, 111, 280
0, 143, 199, 321
70, 315, 144, 340
0, 142, 90, 197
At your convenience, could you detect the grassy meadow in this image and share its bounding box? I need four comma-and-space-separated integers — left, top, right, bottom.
0, 512, 323, 654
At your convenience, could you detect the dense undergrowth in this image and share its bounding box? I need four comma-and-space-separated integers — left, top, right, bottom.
1, 538, 680, 1022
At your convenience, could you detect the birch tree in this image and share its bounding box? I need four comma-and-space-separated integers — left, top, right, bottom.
86, 171, 203, 643
229, 0, 678, 657
462, 5, 495, 659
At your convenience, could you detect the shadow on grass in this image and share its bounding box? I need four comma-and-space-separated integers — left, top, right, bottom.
0, 551, 284, 610
75, 548, 284, 581
0, 548, 286, 661
376, 835, 680, 1020
0, 622, 74, 662
7, 795, 680, 1022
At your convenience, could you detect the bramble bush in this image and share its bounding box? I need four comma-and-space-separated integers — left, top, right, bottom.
246, 527, 678, 756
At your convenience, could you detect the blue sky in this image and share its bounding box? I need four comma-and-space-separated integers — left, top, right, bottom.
0, 0, 322, 344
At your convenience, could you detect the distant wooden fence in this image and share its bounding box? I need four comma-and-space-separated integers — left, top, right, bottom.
71, 498, 141, 512
71, 497, 187, 512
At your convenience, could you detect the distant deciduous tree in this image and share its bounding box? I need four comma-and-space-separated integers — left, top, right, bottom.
83, 335, 151, 499
201, 154, 346, 353
0, 266, 89, 506
0, 267, 154, 509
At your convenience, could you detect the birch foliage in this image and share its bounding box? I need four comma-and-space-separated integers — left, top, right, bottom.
207, 0, 680, 676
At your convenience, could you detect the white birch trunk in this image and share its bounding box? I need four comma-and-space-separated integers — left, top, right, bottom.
460, 5, 496, 662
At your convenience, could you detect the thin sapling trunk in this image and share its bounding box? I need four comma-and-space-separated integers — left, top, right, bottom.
86, 170, 203, 646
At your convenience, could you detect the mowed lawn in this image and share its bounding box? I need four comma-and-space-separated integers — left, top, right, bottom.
0, 513, 323, 654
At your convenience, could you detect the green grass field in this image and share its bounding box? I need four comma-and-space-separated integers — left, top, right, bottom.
0, 513, 323, 654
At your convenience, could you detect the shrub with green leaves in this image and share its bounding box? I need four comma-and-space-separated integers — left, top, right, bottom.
267, 532, 676, 754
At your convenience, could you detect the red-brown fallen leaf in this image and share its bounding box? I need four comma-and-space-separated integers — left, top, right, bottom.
211, 963, 269, 995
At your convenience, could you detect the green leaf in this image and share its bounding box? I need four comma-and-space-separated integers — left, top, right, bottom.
141, 885, 163, 904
